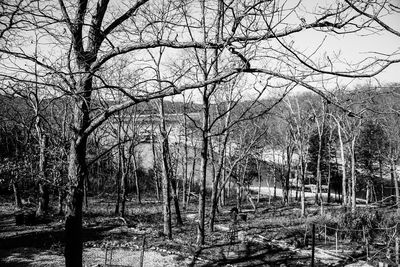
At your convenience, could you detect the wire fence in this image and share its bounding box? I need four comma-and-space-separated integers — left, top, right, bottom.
306, 221, 400, 266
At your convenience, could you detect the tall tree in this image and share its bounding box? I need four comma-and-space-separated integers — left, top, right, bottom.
2, 1, 399, 265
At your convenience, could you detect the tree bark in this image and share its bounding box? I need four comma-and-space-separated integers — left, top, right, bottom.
160, 141, 172, 238
391, 160, 400, 212
197, 94, 209, 245
12, 180, 22, 209
351, 137, 357, 213
337, 121, 347, 207
65, 139, 87, 267
120, 167, 128, 217
36, 135, 49, 216
133, 153, 141, 204
171, 176, 183, 226
209, 132, 229, 232
182, 103, 188, 210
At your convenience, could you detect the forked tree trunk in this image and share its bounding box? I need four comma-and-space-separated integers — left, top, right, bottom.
158, 99, 182, 226
209, 132, 229, 232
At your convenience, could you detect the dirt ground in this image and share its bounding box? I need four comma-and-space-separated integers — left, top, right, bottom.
0, 196, 388, 266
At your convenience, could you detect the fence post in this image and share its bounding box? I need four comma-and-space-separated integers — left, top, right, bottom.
304, 224, 308, 246
335, 230, 338, 255
311, 223, 315, 267
139, 236, 146, 267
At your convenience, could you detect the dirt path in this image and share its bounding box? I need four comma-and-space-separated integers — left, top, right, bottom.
0, 247, 190, 266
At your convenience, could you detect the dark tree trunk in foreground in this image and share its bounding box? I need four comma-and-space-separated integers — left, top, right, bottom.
65, 138, 87, 267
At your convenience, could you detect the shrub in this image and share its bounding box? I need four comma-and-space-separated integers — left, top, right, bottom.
337, 208, 381, 242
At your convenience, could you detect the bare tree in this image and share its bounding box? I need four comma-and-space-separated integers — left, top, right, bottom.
1, 1, 399, 265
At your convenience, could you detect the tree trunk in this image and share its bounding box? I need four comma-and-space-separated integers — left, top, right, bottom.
209, 168, 220, 232
182, 104, 188, 210
327, 158, 331, 204
236, 181, 242, 211
84, 176, 89, 210
171, 176, 183, 226
379, 158, 383, 201
197, 96, 209, 245
36, 135, 49, 216
121, 169, 128, 217
65, 139, 87, 267
272, 148, 277, 199
151, 124, 160, 201
133, 154, 141, 204
160, 143, 172, 238
114, 169, 121, 215
351, 137, 357, 213
187, 146, 197, 207
316, 132, 325, 215
12, 180, 22, 209
285, 146, 292, 205
392, 160, 400, 212
58, 187, 64, 215
209, 132, 229, 232
257, 159, 262, 204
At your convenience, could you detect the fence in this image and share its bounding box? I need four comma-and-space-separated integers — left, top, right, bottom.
306, 222, 400, 266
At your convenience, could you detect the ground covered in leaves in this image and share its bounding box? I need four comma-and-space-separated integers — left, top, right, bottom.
0, 195, 396, 266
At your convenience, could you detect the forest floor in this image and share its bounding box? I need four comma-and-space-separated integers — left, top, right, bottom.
0, 193, 394, 267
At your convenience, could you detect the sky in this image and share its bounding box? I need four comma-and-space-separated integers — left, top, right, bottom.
294, 0, 400, 85
175, 0, 400, 103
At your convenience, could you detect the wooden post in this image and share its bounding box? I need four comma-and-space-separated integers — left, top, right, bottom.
324, 224, 327, 244
311, 224, 315, 267
335, 230, 338, 254
304, 224, 308, 247
110, 247, 113, 265
139, 236, 146, 267
105, 247, 108, 266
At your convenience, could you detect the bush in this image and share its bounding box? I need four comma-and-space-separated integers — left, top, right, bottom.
337, 208, 381, 242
